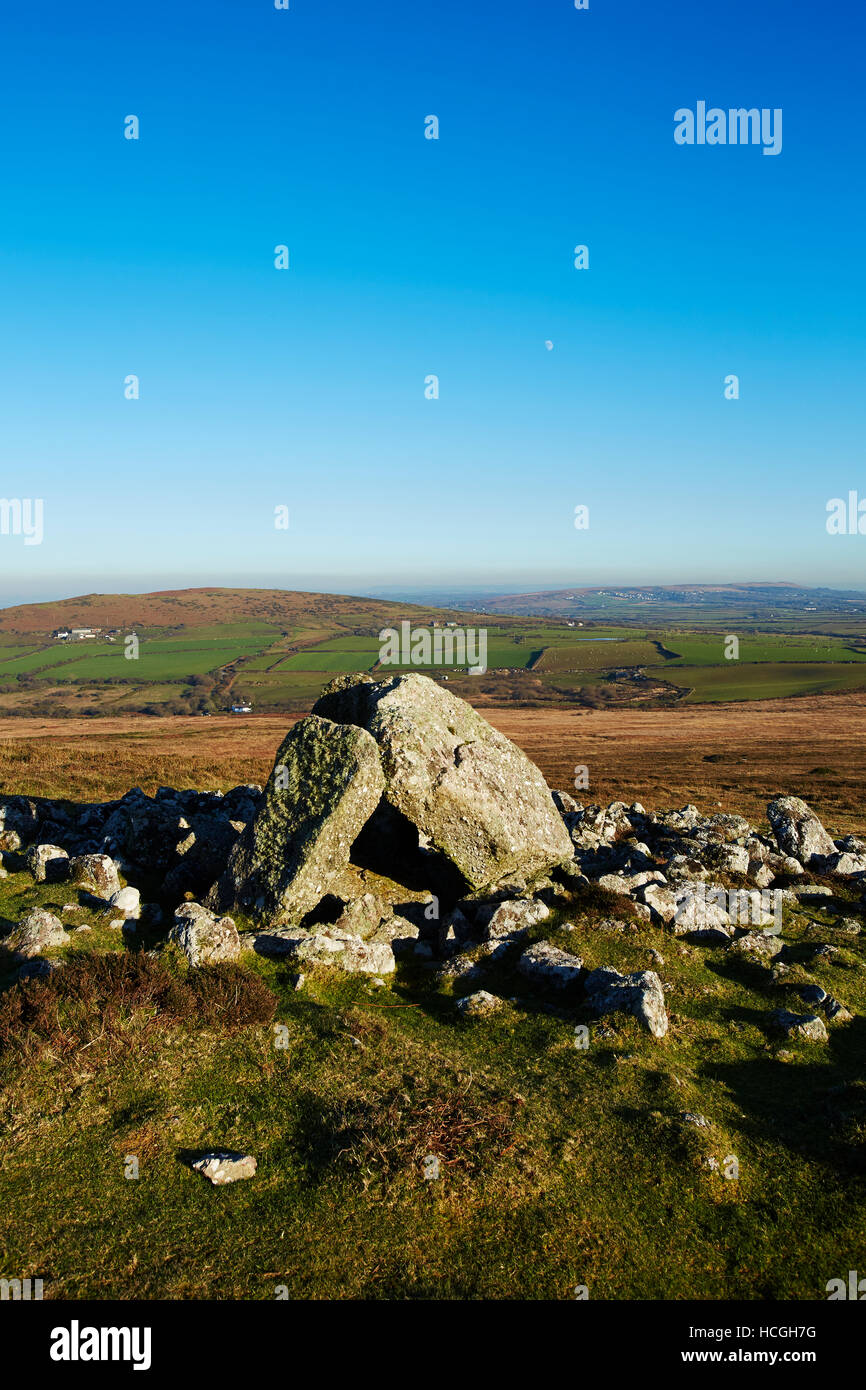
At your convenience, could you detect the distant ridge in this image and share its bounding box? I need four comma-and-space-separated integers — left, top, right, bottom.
0, 588, 480, 637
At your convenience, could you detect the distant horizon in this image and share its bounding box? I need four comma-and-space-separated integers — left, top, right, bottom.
2, 575, 865, 615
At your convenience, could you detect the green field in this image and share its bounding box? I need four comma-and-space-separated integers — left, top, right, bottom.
235, 672, 335, 704
310, 635, 390, 650
50, 644, 264, 682
661, 635, 866, 666
5, 597, 866, 713
534, 640, 661, 672
278, 650, 379, 673
663, 662, 866, 702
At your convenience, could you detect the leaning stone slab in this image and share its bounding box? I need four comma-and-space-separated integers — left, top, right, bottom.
207, 714, 384, 926
584, 965, 669, 1039
312, 673, 572, 892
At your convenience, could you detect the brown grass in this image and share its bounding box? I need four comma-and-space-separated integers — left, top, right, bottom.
0, 587, 485, 637
1, 691, 865, 833
0, 955, 277, 1067
326, 1072, 520, 1181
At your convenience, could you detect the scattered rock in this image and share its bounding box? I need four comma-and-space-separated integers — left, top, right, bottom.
25, 843, 69, 883
767, 796, 836, 866
769, 1009, 828, 1042
584, 966, 669, 1039
456, 990, 505, 1018
728, 931, 784, 959
108, 886, 141, 920
16, 957, 59, 981
517, 940, 584, 989
169, 902, 240, 966
68, 852, 121, 901
292, 929, 396, 974
680, 1111, 711, 1128
4, 907, 71, 959
478, 897, 550, 942
188, 1151, 257, 1185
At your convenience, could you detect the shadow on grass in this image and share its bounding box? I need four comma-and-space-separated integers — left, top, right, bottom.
702, 1012, 866, 1176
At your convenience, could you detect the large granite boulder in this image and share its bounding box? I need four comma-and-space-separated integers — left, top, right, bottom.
207, 715, 384, 925
767, 796, 836, 867
312, 673, 572, 891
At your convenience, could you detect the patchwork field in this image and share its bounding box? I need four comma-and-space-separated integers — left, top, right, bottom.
3, 588, 866, 719
663, 664, 866, 703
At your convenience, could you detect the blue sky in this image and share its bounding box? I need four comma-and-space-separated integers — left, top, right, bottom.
1, 0, 864, 605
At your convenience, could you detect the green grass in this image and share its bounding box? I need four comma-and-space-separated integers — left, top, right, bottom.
664, 663, 866, 702
534, 640, 662, 673
310, 636, 393, 651
1, 869, 864, 1299
235, 672, 333, 704
48, 644, 265, 682
278, 650, 379, 673
5, 616, 866, 713
661, 635, 866, 665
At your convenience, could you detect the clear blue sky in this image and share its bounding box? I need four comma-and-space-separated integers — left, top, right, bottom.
1, 0, 864, 605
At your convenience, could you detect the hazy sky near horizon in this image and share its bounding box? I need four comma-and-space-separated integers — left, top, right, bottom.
1, 0, 864, 607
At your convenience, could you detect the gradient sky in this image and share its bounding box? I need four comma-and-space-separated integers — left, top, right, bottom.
1, 0, 864, 605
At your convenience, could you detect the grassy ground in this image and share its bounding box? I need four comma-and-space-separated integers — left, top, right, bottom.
660, 635, 866, 665
663, 663, 866, 702
0, 872, 864, 1300
1, 693, 865, 1299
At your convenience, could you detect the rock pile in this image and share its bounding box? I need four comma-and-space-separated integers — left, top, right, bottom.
1, 672, 863, 1042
